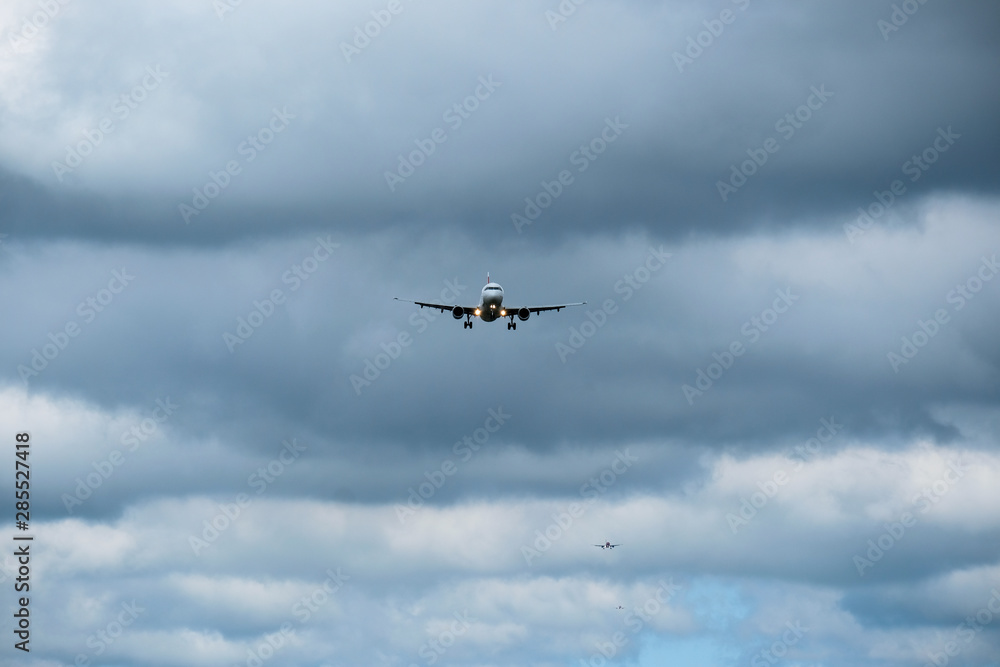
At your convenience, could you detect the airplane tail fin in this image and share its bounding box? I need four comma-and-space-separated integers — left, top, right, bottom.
487, 272, 490, 285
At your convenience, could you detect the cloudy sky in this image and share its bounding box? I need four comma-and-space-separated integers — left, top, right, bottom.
2, 1, 1000, 665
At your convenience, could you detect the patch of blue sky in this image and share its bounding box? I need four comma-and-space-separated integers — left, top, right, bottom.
684, 577, 753, 632
635, 635, 740, 667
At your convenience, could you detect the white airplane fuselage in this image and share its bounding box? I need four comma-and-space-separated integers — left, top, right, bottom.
477, 281, 505, 322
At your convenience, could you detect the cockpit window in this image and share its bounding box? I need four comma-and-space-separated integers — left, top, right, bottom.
485, 286, 502, 291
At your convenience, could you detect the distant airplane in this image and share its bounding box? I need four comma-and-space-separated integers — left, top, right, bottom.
595, 542, 620, 550
395, 274, 585, 330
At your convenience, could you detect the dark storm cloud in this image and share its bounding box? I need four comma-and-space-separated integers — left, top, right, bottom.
2, 1, 998, 246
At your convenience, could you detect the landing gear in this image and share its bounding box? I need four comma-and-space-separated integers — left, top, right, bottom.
506, 317, 517, 330
464, 317, 473, 329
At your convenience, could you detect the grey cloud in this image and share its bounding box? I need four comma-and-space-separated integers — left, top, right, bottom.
3, 1, 1000, 665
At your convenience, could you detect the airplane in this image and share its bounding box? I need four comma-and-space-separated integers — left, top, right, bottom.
395, 274, 586, 330
595, 542, 620, 550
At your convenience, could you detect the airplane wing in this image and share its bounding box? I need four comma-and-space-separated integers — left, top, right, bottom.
507, 302, 587, 314
393, 298, 476, 315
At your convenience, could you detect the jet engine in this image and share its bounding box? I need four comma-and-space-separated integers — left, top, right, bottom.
452, 306, 464, 319
517, 307, 530, 321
